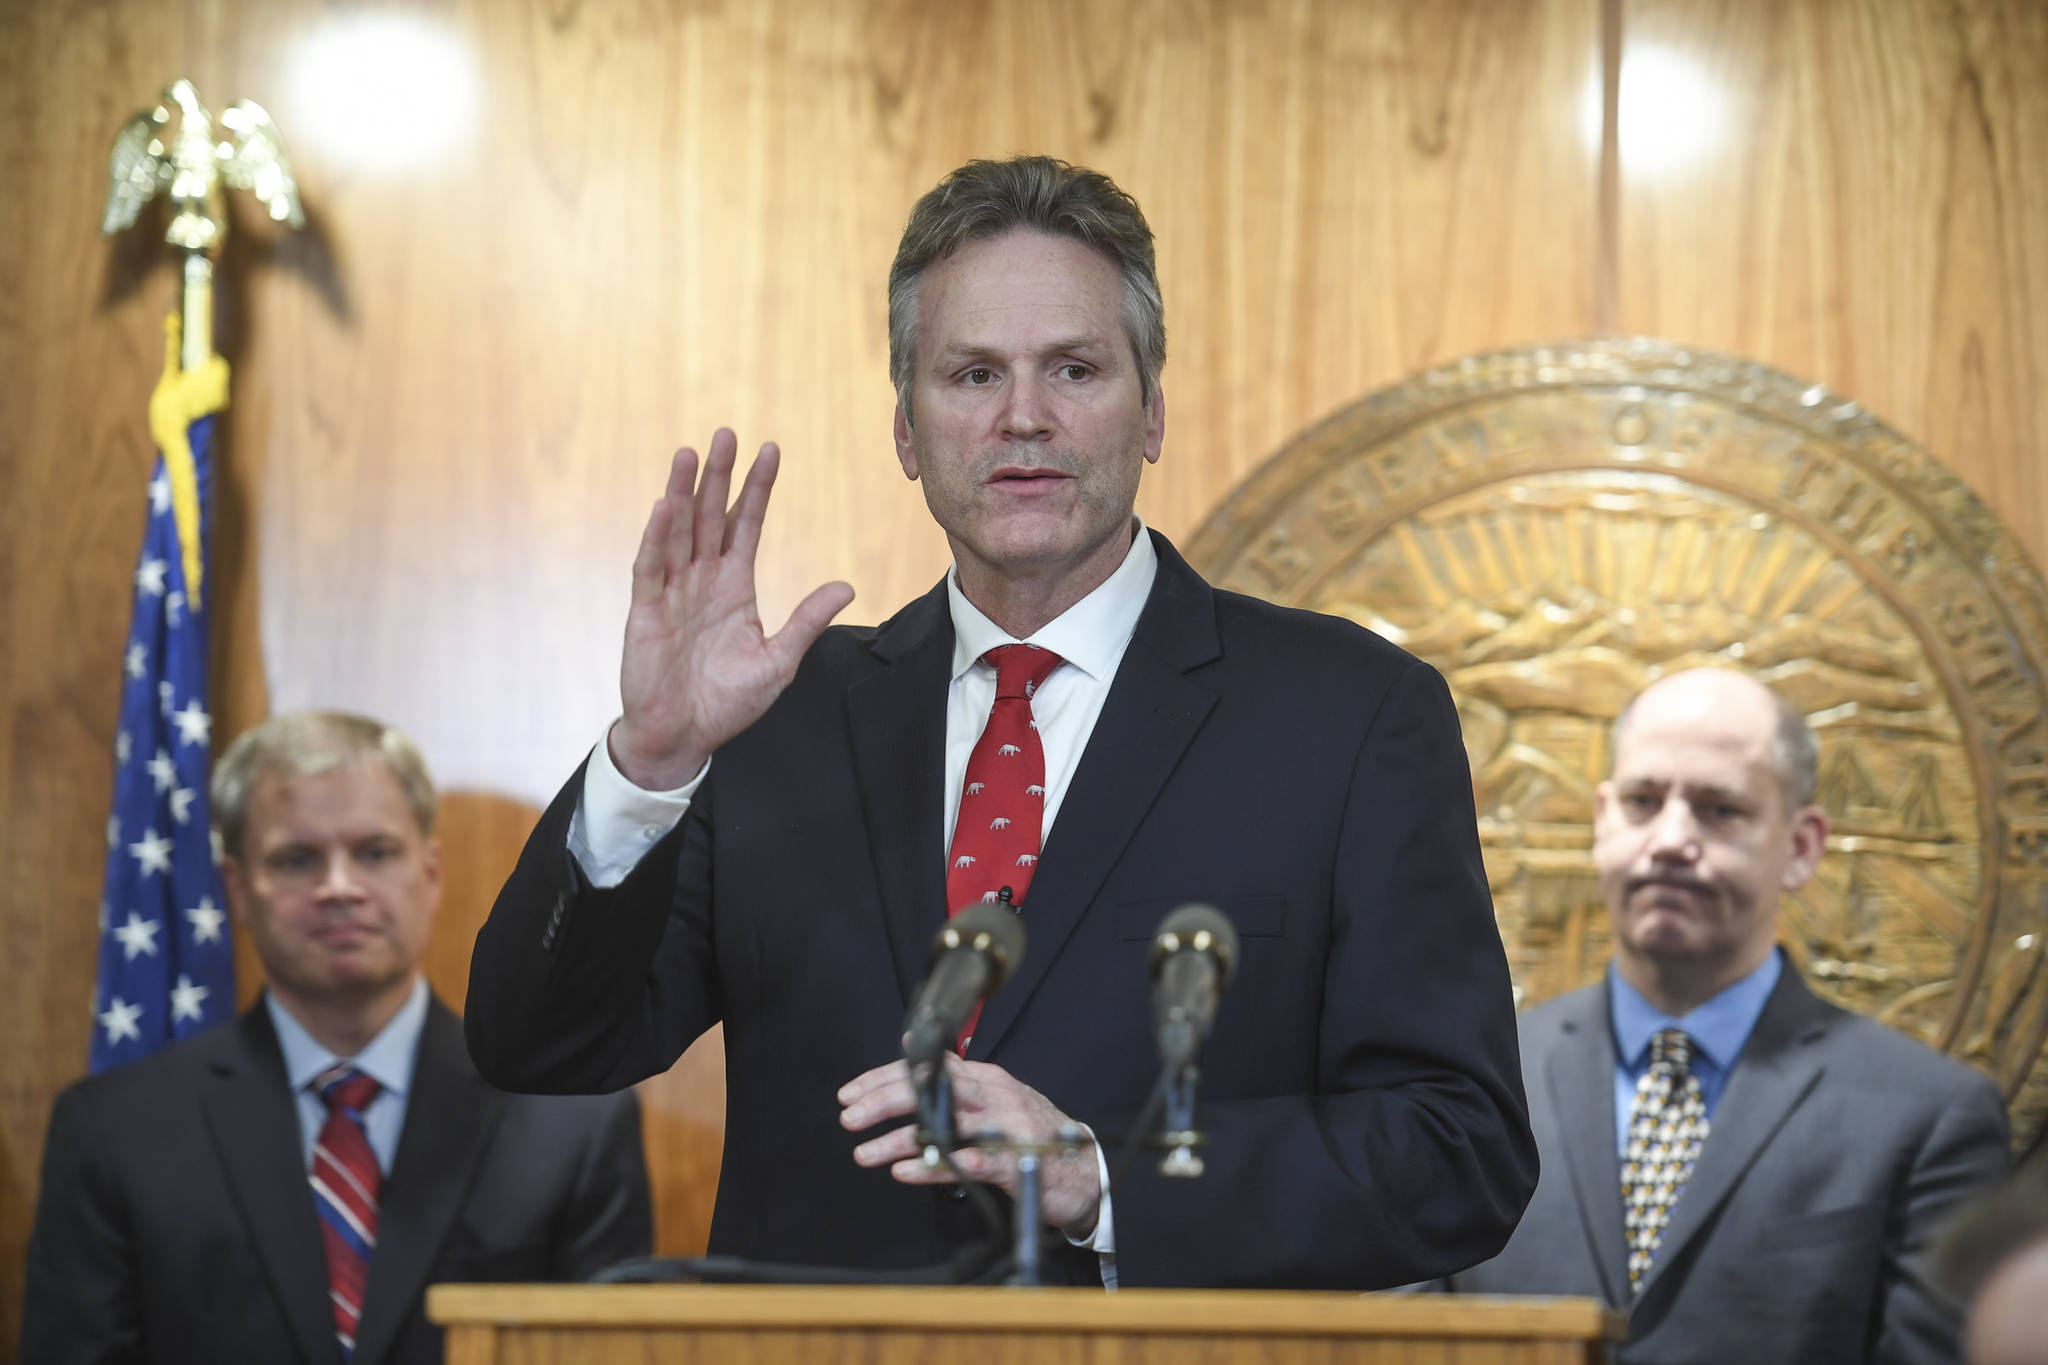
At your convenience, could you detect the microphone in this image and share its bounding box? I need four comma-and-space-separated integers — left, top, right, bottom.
1149, 903, 1239, 1071
902, 901, 1028, 1071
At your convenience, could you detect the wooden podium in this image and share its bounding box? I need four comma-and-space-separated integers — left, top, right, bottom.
429, 1284, 1623, 1364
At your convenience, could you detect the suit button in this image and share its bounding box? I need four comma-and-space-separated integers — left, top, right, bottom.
948, 1185, 967, 1201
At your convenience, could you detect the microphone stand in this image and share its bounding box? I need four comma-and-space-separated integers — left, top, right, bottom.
956, 1125, 1091, 1287
913, 1049, 957, 1153
911, 1053, 1021, 1281
1156, 1060, 1206, 1178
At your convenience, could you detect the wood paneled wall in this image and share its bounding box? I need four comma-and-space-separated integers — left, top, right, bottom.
1614, 0, 2048, 559
2, 0, 2043, 1347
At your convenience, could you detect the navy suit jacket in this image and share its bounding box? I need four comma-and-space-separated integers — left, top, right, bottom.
23, 995, 651, 1365
466, 531, 1536, 1287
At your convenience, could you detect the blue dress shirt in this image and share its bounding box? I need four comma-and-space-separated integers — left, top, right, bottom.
266, 976, 428, 1175
1609, 950, 1782, 1153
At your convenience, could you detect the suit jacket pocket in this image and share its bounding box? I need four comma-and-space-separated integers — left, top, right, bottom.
1114, 894, 1289, 941
1761, 1202, 1882, 1252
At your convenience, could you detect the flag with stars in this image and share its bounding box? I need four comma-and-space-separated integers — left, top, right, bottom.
92, 317, 235, 1072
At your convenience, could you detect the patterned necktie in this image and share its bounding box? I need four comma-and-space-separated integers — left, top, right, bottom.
311, 1065, 383, 1360
945, 644, 1063, 1051
1621, 1027, 1709, 1293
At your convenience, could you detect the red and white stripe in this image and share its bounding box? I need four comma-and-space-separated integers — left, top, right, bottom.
311, 1066, 382, 1359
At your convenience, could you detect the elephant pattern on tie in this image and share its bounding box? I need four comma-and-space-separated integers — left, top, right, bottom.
944, 644, 1064, 1050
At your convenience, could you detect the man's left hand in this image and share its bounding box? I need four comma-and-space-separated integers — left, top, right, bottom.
838, 1056, 1100, 1236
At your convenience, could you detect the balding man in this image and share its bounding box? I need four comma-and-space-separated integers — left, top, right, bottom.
1968, 1239, 2048, 1365
1451, 668, 2009, 1365
1930, 1147, 2048, 1365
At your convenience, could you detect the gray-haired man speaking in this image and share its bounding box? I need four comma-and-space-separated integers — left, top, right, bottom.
466, 155, 1536, 1288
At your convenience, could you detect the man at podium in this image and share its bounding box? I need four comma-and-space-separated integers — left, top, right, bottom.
466, 156, 1536, 1288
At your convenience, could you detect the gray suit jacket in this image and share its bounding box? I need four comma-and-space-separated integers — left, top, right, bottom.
1450, 965, 2009, 1365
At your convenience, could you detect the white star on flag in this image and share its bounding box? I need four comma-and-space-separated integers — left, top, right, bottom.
170, 974, 210, 1023
186, 897, 226, 944
171, 699, 212, 748
99, 996, 144, 1046
128, 827, 174, 877
96, 432, 238, 1072
210, 827, 225, 866
112, 911, 161, 961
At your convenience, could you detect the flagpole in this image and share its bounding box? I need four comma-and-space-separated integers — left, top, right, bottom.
89, 79, 304, 1070
181, 253, 213, 373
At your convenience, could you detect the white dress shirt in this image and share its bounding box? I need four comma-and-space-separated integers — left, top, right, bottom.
567, 520, 1159, 1285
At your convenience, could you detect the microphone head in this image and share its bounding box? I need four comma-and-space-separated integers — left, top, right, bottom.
931, 901, 1028, 993
1150, 903, 1239, 984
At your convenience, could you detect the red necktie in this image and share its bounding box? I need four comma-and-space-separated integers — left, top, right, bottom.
311, 1065, 382, 1361
946, 644, 1063, 1050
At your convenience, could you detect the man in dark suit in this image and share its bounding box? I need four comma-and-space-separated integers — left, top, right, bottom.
24, 711, 651, 1365
1449, 668, 2009, 1364
465, 155, 1535, 1288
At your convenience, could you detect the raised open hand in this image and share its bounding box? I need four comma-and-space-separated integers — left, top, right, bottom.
610, 430, 855, 790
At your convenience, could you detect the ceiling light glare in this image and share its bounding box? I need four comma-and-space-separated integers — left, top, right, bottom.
1581, 44, 1727, 177
283, 13, 481, 173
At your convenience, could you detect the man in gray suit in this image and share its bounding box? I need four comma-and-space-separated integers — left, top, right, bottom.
1451, 668, 2009, 1364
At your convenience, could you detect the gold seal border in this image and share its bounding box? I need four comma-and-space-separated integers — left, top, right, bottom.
1187, 338, 2048, 1100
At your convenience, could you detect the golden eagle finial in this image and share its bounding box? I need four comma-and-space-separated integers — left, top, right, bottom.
101, 79, 306, 253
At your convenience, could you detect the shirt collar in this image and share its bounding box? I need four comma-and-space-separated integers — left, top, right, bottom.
267, 975, 429, 1099
1608, 948, 1782, 1073
946, 518, 1158, 683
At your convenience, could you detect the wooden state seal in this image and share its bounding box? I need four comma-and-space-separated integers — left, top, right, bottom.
1187, 338, 2048, 1139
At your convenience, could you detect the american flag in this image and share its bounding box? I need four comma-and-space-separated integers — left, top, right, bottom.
92, 339, 236, 1072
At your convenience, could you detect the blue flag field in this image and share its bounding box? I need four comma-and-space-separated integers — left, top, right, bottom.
92, 316, 237, 1072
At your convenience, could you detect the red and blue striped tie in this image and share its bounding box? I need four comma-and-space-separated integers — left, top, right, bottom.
311, 1065, 381, 1360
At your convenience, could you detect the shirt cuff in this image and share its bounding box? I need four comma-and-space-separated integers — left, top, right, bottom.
566, 723, 708, 888
1063, 1124, 1116, 1287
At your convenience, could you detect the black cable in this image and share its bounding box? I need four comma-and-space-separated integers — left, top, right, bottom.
1104, 1064, 1176, 1197
588, 1238, 1011, 1286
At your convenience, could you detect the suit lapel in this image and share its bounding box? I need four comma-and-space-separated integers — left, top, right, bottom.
1633, 967, 1828, 1303
351, 997, 507, 1365
967, 536, 1220, 1060
847, 582, 955, 1009
1546, 986, 1629, 1305
200, 1006, 338, 1365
